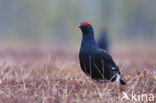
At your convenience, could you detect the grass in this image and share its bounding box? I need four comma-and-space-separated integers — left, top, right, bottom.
0, 44, 155, 103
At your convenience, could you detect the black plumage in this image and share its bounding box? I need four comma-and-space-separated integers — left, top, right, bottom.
79, 22, 126, 85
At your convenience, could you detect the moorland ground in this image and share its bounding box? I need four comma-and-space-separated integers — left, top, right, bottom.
0, 44, 155, 103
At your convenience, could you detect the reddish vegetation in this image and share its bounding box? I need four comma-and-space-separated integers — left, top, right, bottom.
0, 44, 155, 103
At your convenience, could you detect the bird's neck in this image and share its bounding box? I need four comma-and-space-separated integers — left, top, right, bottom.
81, 31, 98, 49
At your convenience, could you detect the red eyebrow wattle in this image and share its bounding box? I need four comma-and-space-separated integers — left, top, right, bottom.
83, 22, 89, 26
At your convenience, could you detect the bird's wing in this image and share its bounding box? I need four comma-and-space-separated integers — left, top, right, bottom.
95, 49, 120, 74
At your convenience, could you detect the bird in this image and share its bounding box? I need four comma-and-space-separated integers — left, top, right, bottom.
97, 26, 109, 52
78, 21, 126, 85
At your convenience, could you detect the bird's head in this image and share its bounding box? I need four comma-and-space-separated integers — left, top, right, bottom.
79, 22, 93, 34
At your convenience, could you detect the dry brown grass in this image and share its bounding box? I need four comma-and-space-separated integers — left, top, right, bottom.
0, 44, 155, 103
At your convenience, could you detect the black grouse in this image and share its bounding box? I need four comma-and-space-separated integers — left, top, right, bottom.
79, 22, 126, 85
97, 26, 109, 52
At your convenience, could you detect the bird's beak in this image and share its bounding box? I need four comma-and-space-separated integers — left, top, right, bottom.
78, 25, 81, 28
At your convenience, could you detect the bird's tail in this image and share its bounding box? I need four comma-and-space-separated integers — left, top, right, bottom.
120, 79, 126, 85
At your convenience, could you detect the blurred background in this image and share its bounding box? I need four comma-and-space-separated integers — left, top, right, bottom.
0, 1, 156, 103
0, 0, 156, 45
